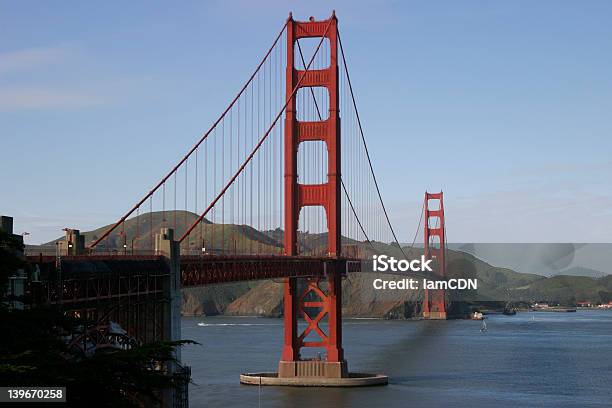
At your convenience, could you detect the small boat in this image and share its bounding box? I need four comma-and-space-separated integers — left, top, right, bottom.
503, 301, 517, 315
197, 322, 207, 327
472, 311, 484, 320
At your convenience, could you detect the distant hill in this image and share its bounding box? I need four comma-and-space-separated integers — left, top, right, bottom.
211, 234, 548, 318
31, 210, 612, 316
43, 210, 282, 254
443, 243, 611, 278
446, 249, 612, 304
509, 274, 612, 304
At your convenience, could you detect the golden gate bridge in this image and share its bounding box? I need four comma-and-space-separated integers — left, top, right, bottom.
24, 12, 448, 388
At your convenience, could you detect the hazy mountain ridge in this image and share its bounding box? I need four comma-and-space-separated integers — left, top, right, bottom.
443, 243, 610, 278
551, 266, 606, 279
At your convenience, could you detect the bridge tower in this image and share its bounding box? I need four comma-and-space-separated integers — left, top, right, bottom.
279, 12, 347, 378
422, 191, 447, 319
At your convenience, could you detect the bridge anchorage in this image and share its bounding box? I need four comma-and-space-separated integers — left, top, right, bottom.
422, 191, 448, 320
241, 12, 386, 387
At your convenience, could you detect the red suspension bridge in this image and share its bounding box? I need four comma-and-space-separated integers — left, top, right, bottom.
25, 12, 448, 385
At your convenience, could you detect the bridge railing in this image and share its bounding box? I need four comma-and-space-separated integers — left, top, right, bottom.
25, 246, 162, 257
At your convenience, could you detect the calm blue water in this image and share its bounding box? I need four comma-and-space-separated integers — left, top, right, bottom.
181, 311, 612, 407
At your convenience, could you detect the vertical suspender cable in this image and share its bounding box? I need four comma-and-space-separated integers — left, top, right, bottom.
337, 30, 407, 259
179, 19, 334, 243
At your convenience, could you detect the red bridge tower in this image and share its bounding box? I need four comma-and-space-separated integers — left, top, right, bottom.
422, 191, 448, 320
279, 12, 347, 378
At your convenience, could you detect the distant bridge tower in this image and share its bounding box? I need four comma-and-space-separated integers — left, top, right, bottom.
279, 12, 348, 379
422, 191, 447, 319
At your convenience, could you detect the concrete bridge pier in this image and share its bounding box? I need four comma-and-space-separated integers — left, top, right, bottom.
155, 228, 188, 406
155, 228, 182, 359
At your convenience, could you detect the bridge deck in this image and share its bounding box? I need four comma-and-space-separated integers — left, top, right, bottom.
181, 255, 360, 286
25, 255, 362, 305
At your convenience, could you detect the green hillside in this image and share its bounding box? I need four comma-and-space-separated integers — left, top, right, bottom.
39, 210, 611, 314
510, 275, 612, 304
46, 210, 282, 254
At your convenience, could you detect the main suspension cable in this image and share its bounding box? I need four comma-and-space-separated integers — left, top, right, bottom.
410, 199, 425, 249
90, 21, 289, 249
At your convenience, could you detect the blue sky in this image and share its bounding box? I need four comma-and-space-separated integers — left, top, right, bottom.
1, 0, 611, 244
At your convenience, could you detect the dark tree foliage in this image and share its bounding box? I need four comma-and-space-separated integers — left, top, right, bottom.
0, 229, 194, 407
0, 229, 26, 294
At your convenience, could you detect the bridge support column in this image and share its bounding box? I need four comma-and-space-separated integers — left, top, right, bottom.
277, 12, 351, 380
280, 277, 299, 363
422, 192, 448, 320
63, 229, 85, 255
156, 228, 187, 405
278, 262, 347, 379
155, 228, 182, 357
241, 12, 386, 387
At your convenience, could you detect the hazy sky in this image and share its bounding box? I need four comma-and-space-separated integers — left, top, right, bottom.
1, 1, 611, 244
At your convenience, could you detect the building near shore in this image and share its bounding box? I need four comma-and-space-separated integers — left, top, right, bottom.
598, 302, 612, 309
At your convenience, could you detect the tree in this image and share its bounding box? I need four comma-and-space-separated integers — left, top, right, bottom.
0, 229, 26, 296
0, 231, 193, 407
